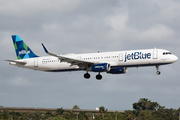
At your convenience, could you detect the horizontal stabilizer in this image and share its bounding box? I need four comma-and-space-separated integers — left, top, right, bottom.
4, 60, 27, 65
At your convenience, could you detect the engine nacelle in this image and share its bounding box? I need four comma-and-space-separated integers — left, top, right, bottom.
90, 63, 110, 72
107, 68, 127, 74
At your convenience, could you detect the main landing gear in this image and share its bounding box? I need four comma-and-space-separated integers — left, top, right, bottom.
96, 73, 102, 80
84, 72, 102, 80
156, 65, 161, 75
84, 72, 90, 79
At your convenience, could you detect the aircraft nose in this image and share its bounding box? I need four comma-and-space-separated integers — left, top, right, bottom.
173, 55, 178, 62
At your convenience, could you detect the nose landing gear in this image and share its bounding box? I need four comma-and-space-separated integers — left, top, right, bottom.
156, 71, 161, 75
156, 65, 161, 75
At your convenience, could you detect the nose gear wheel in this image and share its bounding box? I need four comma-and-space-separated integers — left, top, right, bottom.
156, 65, 161, 75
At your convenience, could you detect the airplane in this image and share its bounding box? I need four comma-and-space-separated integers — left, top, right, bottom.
5, 35, 178, 80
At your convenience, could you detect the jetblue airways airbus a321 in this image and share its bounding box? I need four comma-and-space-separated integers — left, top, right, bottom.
5, 35, 178, 80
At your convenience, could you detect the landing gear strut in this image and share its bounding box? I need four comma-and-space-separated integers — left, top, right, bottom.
96, 73, 102, 80
84, 72, 90, 79
156, 65, 161, 75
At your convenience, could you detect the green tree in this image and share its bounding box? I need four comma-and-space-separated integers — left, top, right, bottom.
21, 112, 36, 120
124, 110, 135, 120
46, 110, 53, 117
116, 112, 126, 120
94, 115, 101, 120
53, 116, 67, 120
16, 112, 24, 120
56, 107, 64, 116
86, 113, 92, 120
34, 110, 43, 120
99, 106, 105, 119
72, 105, 80, 109
103, 110, 111, 120
137, 110, 153, 120
1, 110, 9, 120
152, 108, 178, 120
79, 111, 86, 120
65, 110, 75, 120
133, 98, 161, 112
99, 106, 105, 113
176, 107, 180, 118
9, 111, 19, 120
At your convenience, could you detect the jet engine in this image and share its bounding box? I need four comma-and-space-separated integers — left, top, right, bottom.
90, 63, 110, 72
107, 68, 127, 74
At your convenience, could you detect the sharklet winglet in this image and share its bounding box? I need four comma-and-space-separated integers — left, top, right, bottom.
41, 43, 59, 57
41, 43, 49, 53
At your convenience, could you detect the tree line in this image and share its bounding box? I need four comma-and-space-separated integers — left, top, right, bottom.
0, 98, 180, 120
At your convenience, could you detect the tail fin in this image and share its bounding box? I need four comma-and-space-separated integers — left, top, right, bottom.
12, 35, 39, 59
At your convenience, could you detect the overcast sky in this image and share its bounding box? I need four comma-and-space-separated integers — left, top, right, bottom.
0, 0, 180, 110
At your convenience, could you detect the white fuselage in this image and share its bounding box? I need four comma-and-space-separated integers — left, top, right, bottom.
9, 49, 178, 73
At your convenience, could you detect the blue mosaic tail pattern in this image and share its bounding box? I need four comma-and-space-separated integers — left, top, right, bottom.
12, 35, 39, 59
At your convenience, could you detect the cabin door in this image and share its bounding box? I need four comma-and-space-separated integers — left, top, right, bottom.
34, 59, 38, 67
153, 50, 158, 59
119, 53, 123, 61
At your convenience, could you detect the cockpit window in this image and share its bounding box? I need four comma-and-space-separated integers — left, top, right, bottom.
163, 52, 172, 55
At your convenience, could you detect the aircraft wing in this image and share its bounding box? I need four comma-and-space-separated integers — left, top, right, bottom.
4, 60, 27, 65
42, 44, 95, 69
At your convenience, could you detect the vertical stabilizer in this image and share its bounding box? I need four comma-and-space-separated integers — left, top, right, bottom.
12, 35, 39, 59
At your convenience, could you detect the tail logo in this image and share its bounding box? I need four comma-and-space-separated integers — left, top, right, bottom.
12, 35, 39, 59
19, 50, 30, 55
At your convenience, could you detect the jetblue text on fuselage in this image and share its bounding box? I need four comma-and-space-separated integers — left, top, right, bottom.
124, 52, 151, 62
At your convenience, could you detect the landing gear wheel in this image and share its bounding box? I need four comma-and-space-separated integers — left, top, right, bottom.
96, 74, 102, 80
156, 71, 161, 75
156, 65, 161, 75
84, 73, 90, 79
